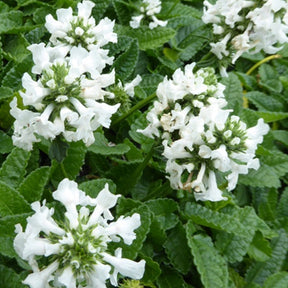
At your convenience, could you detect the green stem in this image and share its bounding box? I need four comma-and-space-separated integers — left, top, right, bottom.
112, 92, 156, 127
243, 54, 281, 108
246, 54, 281, 75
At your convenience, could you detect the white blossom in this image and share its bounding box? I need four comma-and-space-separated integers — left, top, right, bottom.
14, 179, 145, 288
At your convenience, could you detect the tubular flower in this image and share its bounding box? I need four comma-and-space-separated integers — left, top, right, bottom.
10, 1, 119, 150
14, 179, 145, 288
138, 64, 269, 201
129, 0, 167, 29
202, 0, 288, 75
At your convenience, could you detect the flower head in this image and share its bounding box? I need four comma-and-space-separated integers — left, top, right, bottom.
14, 179, 145, 287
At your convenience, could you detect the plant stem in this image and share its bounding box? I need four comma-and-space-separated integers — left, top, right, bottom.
243, 54, 281, 108
112, 92, 156, 126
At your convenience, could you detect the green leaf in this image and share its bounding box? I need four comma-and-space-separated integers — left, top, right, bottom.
0, 86, 13, 100
113, 38, 139, 81
164, 223, 193, 274
91, 0, 111, 22
0, 130, 13, 154
49, 137, 70, 163
184, 202, 253, 238
245, 91, 284, 112
256, 111, 288, 123
156, 266, 188, 288
277, 187, 288, 218
271, 130, 288, 148
51, 141, 86, 183
88, 132, 130, 155
112, 0, 131, 25
117, 26, 176, 50
248, 232, 272, 262
0, 11, 23, 34
79, 178, 117, 198
0, 236, 17, 258
221, 72, 244, 114
119, 205, 152, 260
0, 213, 31, 237
18, 166, 50, 203
245, 229, 288, 286
0, 147, 30, 189
187, 234, 229, 288
239, 147, 288, 188
0, 181, 30, 216
263, 272, 288, 288
0, 265, 25, 288
140, 255, 161, 284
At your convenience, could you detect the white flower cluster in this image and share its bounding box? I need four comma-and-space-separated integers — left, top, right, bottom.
10, 0, 119, 151
129, 0, 168, 30
14, 179, 145, 288
139, 63, 269, 201
202, 0, 288, 76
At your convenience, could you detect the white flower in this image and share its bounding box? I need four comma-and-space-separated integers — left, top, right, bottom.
210, 33, 231, 60
14, 179, 145, 288
123, 75, 142, 97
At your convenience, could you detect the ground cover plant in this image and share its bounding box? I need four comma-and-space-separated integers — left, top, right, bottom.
0, 0, 288, 287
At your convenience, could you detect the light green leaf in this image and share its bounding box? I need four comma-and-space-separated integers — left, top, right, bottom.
0, 11, 23, 34
263, 272, 288, 288
0, 181, 30, 216
256, 111, 288, 123
245, 229, 288, 286
0, 86, 13, 100
277, 187, 288, 218
221, 72, 244, 114
187, 234, 229, 288
164, 223, 193, 274
88, 132, 130, 155
18, 166, 50, 203
248, 232, 272, 262
0, 147, 30, 189
117, 26, 176, 50
271, 130, 288, 148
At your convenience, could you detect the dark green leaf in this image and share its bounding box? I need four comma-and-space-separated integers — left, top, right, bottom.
0, 181, 30, 216
0, 11, 23, 34
187, 234, 229, 288
248, 232, 272, 262
0, 147, 30, 189
18, 166, 50, 203
0, 265, 25, 288
0, 130, 13, 154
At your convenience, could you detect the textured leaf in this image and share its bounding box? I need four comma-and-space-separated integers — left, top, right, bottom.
245, 91, 284, 112
0, 147, 30, 189
245, 229, 288, 286
18, 166, 50, 203
79, 178, 117, 198
239, 147, 288, 188
263, 272, 288, 288
140, 255, 161, 283
0, 86, 13, 100
0, 237, 17, 258
0, 213, 31, 237
88, 132, 130, 155
187, 234, 229, 288
256, 111, 288, 123
184, 202, 253, 238
118, 205, 152, 260
0, 11, 23, 34
51, 141, 86, 183
0, 130, 13, 154
0, 265, 25, 288
156, 266, 188, 288
248, 232, 272, 262
91, 0, 111, 22
277, 187, 288, 218
272, 130, 288, 148
0, 181, 30, 216
221, 72, 244, 114
117, 26, 176, 50
164, 223, 193, 274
